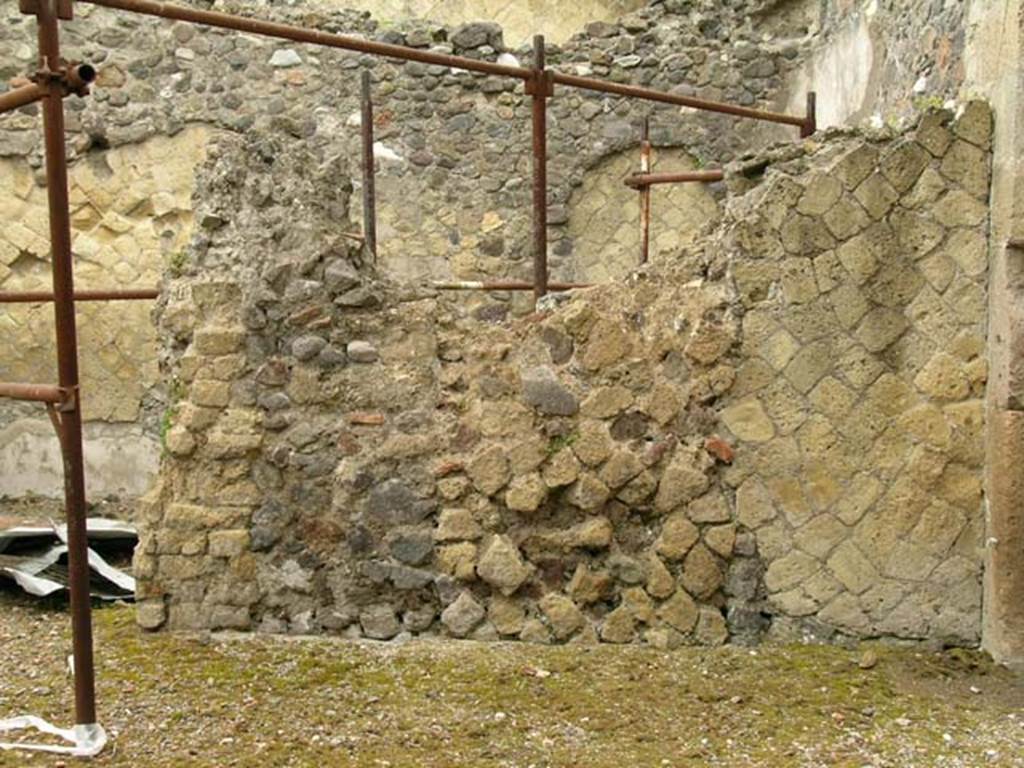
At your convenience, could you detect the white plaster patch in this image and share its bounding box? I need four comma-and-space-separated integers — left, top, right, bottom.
160, 72, 186, 100
269, 49, 303, 68
373, 142, 404, 163
786, 13, 875, 129
0, 420, 159, 499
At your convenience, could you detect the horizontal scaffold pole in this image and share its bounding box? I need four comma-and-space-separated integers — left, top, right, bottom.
625, 170, 725, 188
0, 288, 159, 303
431, 280, 590, 292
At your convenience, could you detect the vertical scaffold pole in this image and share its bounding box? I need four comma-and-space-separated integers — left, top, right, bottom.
801, 91, 817, 138
360, 69, 377, 260
530, 34, 549, 304
639, 116, 652, 265
35, 0, 98, 728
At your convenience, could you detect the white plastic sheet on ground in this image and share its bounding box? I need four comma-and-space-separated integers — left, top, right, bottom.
0, 716, 107, 757
0, 517, 136, 600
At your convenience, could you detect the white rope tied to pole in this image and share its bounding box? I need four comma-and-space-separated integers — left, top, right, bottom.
0, 715, 107, 757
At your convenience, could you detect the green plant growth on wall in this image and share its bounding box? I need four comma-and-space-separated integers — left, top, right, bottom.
167, 250, 189, 278
913, 94, 945, 112
547, 431, 578, 456
158, 379, 186, 455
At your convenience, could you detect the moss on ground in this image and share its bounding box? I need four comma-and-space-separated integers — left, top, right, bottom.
0, 602, 1021, 767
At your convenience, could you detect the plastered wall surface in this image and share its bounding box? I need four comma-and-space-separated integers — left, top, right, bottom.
784, 9, 875, 129
787, 0, 973, 130
0, 420, 159, 498
963, 0, 1024, 665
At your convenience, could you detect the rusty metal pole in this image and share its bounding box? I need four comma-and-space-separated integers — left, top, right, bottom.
639, 117, 651, 265
0, 382, 68, 403
0, 81, 48, 114
360, 70, 377, 261
431, 280, 591, 292
624, 169, 725, 187
0, 288, 159, 303
551, 69, 808, 129
35, 0, 97, 728
801, 91, 817, 138
530, 34, 549, 304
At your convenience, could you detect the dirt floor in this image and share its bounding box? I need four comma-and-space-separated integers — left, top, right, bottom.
0, 591, 1021, 768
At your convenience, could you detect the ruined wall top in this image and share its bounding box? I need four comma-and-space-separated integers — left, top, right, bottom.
136, 101, 993, 647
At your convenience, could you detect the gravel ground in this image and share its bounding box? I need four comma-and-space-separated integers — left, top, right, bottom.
0, 591, 1021, 767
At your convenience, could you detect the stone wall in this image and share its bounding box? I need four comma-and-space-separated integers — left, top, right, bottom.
0, 0, 813, 500
134, 102, 992, 647
775, 0, 1024, 663
326, 0, 646, 46
788, 0, 973, 130
568, 147, 722, 282
136, 129, 752, 643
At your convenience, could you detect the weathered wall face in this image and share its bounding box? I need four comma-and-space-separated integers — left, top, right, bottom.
0, 129, 207, 421
785, 0, 972, 130
0, 420, 160, 499
134, 104, 992, 646
777, 0, 1024, 669
963, 0, 1024, 666
0, 0, 812, 500
136, 130, 755, 643
784, 8, 875, 128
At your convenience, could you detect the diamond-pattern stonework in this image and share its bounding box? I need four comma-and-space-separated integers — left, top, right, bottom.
719, 105, 990, 644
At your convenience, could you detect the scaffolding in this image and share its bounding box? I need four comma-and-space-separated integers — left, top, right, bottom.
0, 0, 815, 754
623, 119, 729, 266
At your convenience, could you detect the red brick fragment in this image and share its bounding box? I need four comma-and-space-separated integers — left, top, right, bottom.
434, 460, 464, 478
643, 435, 677, 467
287, 305, 325, 327
704, 435, 735, 464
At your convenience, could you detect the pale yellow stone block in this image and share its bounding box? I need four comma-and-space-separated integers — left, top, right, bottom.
721, 398, 776, 443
